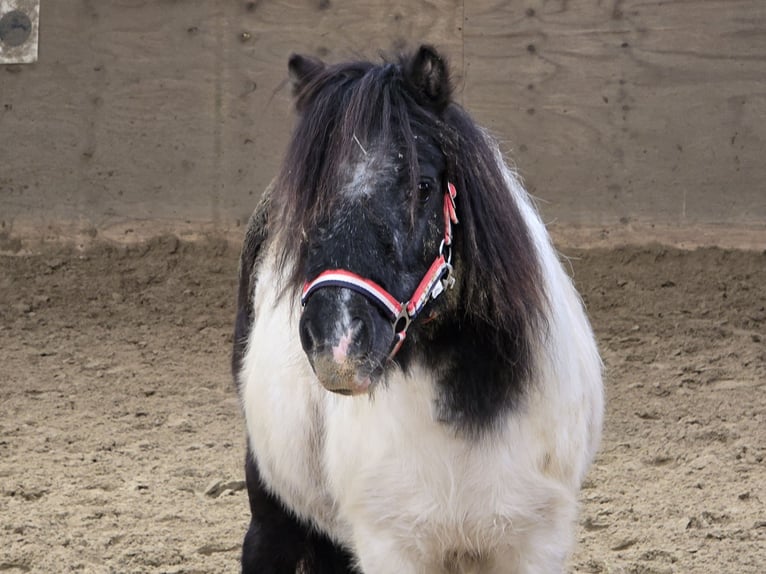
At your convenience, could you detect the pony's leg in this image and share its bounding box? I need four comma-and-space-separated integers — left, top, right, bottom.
484, 553, 566, 574
307, 529, 359, 573
241, 454, 307, 574
241, 454, 358, 574
483, 534, 570, 574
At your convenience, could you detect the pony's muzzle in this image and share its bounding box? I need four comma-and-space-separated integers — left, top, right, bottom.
299, 290, 389, 395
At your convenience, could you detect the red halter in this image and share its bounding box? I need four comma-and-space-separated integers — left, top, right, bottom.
301, 182, 459, 360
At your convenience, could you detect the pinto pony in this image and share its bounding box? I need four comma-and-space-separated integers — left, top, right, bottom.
232, 46, 603, 574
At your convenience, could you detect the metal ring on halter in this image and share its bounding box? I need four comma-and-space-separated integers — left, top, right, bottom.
393, 309, 412, 336
439, 239, 452, 265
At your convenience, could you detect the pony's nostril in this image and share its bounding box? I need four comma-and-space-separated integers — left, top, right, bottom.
299, 316, 318, 355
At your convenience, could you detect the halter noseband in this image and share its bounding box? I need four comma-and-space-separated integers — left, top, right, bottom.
301, 182, 459, 360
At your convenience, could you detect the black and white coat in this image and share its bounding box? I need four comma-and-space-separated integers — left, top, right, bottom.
233, 47, 603, 574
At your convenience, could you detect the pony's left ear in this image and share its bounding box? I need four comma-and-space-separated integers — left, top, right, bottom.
288, 53, 325, 97
405, 45, 452, 113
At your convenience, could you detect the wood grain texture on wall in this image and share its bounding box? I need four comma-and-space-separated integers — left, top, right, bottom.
0, 0, 764, 245
2, 1, 223, 229
462, 0, 766, 226
1, 0, 464, 240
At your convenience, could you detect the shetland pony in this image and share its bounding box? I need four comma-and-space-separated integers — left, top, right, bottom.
232, 45, 603, 573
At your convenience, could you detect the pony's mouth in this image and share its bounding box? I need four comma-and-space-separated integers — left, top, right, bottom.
311, 354, 383, 396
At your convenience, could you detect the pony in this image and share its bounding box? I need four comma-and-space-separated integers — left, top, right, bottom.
232, 45, 603, 574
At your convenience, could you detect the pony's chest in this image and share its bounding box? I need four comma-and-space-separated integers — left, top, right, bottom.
321, 367, 544, 552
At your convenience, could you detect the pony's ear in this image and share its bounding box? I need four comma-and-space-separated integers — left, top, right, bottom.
405, 45, 452, 112
288, 54, 325, 96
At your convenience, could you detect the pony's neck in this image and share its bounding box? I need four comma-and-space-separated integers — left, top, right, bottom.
416, 312, 533, 435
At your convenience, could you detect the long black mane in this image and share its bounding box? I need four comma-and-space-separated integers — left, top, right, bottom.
271, 47, 547, 429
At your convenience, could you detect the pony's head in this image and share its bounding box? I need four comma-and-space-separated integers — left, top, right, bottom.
273, 46, 545, 401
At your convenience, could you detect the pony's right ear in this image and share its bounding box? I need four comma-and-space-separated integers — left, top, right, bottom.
404, 45, 452, 113
288, 54, 325, 97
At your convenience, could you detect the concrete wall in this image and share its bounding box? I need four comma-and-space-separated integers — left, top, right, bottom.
1, 0, 764, 248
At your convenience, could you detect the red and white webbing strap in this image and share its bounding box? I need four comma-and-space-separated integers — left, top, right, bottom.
301, 182, 459, 360
443, 181, 458, 246
301, 270, 403, 325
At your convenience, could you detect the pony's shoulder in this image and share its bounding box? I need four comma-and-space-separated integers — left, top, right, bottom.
232, 182, 273, 379
240, 184, 273, 284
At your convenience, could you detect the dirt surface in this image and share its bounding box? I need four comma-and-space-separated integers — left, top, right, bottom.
1, 237, 764, 573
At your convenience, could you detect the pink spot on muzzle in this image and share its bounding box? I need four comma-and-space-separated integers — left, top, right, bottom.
332, 332, 353, 364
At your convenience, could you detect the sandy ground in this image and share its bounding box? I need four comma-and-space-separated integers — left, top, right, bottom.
1, 237, 764, 573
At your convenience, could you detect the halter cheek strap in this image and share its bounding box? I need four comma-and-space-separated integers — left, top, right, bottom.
301, 182, 459, 360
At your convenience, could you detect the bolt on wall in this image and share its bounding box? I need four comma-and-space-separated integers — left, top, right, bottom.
0, 0, 39, 64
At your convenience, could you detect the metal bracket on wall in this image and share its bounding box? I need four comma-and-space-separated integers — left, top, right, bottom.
0, 0, 39, 64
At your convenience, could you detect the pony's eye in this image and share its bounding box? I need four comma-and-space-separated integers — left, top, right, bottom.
417, 181, 433, 200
